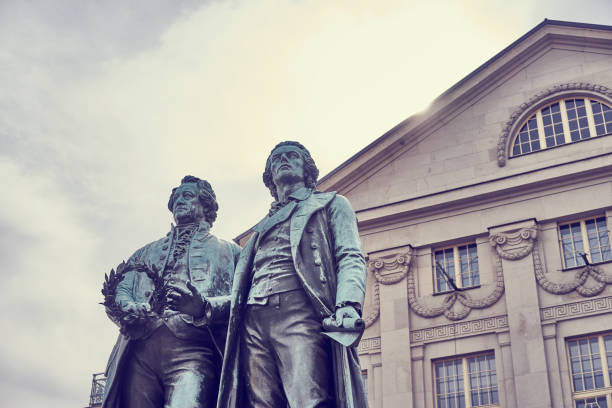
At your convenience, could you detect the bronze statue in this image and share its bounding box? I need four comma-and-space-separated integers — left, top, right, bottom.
101, 176, 240, 408
217, 142, 368, 408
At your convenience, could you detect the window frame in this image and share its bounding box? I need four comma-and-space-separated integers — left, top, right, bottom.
566, 332, 612, 407
433, 351, 500, 408
509, 96, 612, 158
558, 215, 612, 270
433, 242, 480, 294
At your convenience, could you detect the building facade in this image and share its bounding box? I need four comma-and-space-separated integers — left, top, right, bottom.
315, 20, 612, 408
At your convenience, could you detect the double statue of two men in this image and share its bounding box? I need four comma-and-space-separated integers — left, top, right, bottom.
102, 142, 368, 408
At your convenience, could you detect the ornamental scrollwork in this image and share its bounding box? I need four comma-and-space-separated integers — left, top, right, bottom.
407, 251, 505, 321
533, 244, 612, 297
363, 249, 413, 328
489, 227, 537, 260
497, 82, 612, 167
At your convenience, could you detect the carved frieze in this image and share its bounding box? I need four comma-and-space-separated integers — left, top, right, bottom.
410, 315, 508, 344
540, 296, 612, 322
497, 82, 612, 167
357, 336, 381, 354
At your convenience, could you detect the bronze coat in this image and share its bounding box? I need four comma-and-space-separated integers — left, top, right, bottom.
217, 191, 368, 408
102, 222, 240, 408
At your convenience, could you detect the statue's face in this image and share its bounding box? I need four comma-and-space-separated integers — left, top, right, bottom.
171, 183, 204, 225
269, 145, 305, 187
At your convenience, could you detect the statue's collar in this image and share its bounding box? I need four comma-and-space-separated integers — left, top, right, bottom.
172, 220, 210, 234
269, 187, 312, 216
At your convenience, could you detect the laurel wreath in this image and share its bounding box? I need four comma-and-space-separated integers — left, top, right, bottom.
101, 261, 167, 336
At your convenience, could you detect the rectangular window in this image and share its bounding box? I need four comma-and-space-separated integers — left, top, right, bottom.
559, 217, 612, 268
434, 353, 499, 408
434, 243, 479, 293
568, 333, 612, 407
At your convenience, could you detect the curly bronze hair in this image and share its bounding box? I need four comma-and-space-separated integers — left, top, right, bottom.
262, 141, 319, 201
167, 175, 218, 226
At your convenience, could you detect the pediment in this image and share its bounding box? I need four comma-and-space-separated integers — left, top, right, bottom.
317, 20, 612, 214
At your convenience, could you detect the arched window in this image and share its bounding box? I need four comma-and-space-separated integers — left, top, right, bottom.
510, 97, 612, 157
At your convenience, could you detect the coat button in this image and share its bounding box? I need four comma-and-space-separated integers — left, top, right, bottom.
314, 260, 321, 266
320, 277, 327, 284
144, 291, 151, 297
159, 255, 165, 261
162, 245, 168, 250
311, 243, 318, 249
306, 227, 314, 233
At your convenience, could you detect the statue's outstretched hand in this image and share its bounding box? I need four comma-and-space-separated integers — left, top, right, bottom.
166, 281, 206, 318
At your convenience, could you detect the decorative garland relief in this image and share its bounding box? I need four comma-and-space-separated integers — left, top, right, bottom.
364, 225, 612, 326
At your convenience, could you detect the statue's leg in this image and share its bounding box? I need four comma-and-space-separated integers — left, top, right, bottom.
272, 290, 332, 408
161, 329, 221, 408
120, 337, 164, 408
241, 294, 289, 408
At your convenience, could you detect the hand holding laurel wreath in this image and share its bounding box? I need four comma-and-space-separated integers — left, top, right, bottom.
101, 261, 165, 337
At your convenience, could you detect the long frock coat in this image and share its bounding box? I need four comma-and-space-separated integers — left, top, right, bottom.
102, 221, 240, 408
216, 190, 368, 408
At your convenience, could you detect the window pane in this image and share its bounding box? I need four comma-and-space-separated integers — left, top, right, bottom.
542, 103, 566, 147
458, 243, 479, 288
435, 359, 464, 408
568, 337, 605, 392
435, 251, 448, 292
591, 100, 612, 136
512, 114, 541, 156
560, 222, 588, 268
575, 396, 608, 408
605, 335, 612, 384
467, 354, 498, 407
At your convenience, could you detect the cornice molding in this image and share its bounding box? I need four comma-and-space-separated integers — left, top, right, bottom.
497, 82, 612, 167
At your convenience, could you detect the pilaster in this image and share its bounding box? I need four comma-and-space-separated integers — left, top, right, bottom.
489, 219, 552, 408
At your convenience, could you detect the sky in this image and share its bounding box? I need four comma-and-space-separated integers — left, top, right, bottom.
1, 0, 611, 406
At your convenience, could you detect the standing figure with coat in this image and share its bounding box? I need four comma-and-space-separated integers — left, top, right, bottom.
217, 141, 368, 408
102, 176, 241, 408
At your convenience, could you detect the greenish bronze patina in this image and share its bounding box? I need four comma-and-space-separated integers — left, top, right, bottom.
217, 142, 368, 408
102, 176, 240, 408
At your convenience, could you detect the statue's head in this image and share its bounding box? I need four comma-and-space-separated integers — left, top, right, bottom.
167, 175, 218, 226
262, 141, 319, 201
